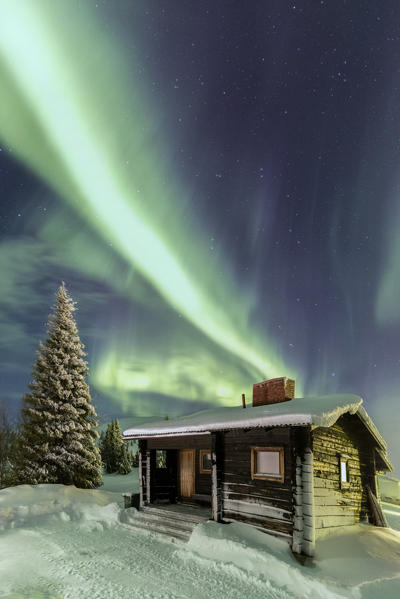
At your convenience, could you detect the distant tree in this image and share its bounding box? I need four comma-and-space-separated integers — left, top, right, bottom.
99, 419, 133, 474
0, 403, 19, 489
17, 283, 102, 488
129, 443, 139, 468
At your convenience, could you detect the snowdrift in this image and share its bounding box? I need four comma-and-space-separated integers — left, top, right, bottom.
0, 484, 136, 533
183, 518, 400, 599
1, 483, 400, 598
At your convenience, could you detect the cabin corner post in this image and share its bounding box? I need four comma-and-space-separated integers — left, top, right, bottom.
211, 432, 223, 522
371, 449, 380, 503
301, 446, 315, 557
292, 454, 304, 554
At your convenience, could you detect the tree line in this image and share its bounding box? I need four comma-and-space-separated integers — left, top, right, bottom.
0, 284, 138, 491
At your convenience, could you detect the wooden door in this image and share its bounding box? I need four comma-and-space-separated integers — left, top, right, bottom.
179, 449, 195, 497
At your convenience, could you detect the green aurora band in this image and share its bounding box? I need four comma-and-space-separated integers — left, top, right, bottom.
0, 1, 300, 411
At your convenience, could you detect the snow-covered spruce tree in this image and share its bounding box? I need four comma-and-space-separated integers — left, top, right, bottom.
0, 402, 19, 489
18, 283, 102, 488
99, 419, 132, 475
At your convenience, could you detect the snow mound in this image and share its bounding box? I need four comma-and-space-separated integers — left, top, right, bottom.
181, 520, 400, 598
0, 484, 131, 532
183, 521, 357, 599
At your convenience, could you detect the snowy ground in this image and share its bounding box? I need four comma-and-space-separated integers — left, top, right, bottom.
1, 478, 400, 599
101, 469, 139, 497
383, 501, 400, 530
379, 475, 400, 506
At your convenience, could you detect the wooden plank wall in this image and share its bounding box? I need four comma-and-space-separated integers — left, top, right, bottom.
312, 413, 376, 537
221, 428, 294, 538
195, 450, 212, 496
148, 435, 211, 450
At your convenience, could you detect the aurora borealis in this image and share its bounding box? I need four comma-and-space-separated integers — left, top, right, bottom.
1, 1, 400, 470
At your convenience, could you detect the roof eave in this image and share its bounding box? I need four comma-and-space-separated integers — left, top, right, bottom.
375, 447, 394, 473
123, 418, 312, 440
356, 406, 387, 451
124, 430, 211, 440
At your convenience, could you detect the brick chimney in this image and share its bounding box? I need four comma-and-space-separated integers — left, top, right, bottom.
252, 377, 295, 407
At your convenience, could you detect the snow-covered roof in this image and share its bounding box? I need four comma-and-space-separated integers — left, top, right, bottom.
124, 393, 375, 439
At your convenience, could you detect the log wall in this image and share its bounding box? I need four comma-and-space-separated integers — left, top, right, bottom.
147, 435, 211, 450
221, 428, 294, 538
312, 413, 376, 538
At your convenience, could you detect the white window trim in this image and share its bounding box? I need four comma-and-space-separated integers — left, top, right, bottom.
251, 446, 285, 482
339, 455, 350, 488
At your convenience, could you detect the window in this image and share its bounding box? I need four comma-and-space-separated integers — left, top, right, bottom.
339, 456, 349, 487
199, 450, 212, 474
156, 450, 167, 469
251, 447, 284, 482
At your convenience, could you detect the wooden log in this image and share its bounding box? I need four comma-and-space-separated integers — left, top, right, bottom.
148, 435, 211, 450
314, 505, 359, 517
302, 491, 313, 505
367, 485, 388, 527
302, 539, 315, 555
315, 524, 357, 539
223, 498, 292, 520
138, 441, 144, 508
222, 491, 291, 511
145, 449, 151, 505
211, 432, 223, 522
302, 503, 313, 517
222, 480, 292, 498
222, 510, 293, 535
303, 524, 315, 542
315, 514, 357, 528
314, 495, 361, 507
291, 455, 303, 554
293, 517, 303, 532
302, 448, 315, 556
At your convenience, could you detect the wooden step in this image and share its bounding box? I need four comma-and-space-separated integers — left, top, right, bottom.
138, 511, 196, 533
141, 505, 209, 525
124, 504, 209, 543
125, 517, 190, 542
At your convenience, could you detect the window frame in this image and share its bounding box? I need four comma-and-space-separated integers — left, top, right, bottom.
199, 449, 212, 474
251, 446, 285, 482
155, 449, 167, 469
339, 455, 350, 488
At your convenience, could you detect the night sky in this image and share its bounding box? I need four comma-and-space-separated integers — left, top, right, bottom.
1, 1, 400, 471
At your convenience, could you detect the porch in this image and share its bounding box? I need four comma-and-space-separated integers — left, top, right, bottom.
137, 432, 223, 521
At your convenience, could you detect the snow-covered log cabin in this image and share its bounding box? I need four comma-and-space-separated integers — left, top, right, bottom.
123, 377, 393, 557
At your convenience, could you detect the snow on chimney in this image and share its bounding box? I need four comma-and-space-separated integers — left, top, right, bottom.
252, 377, 295, 407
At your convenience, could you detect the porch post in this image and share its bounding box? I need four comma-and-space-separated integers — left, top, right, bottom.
138, 440, 144, 509
211, 432, 222, 522
145, 448, 151, 505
